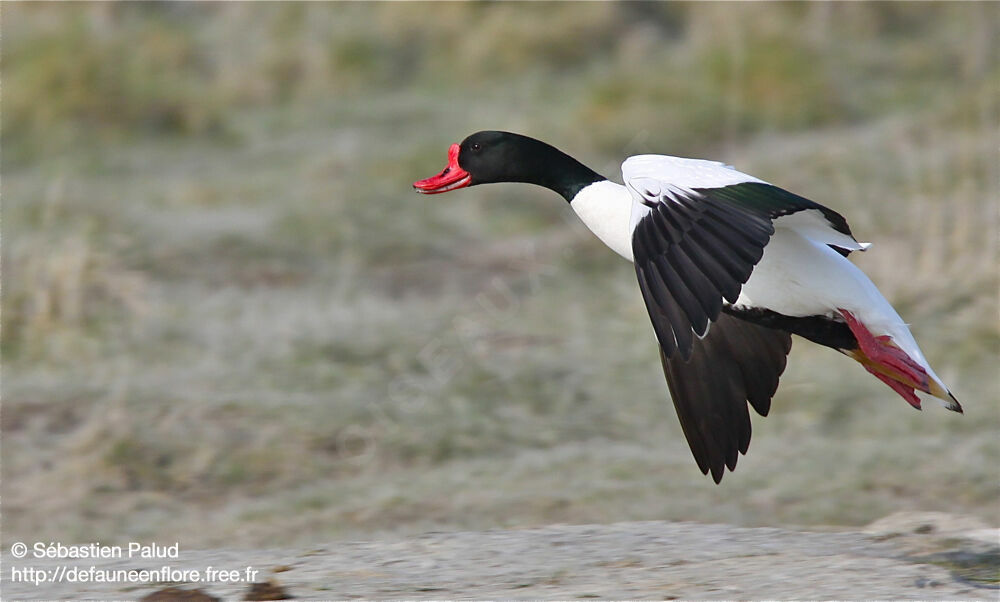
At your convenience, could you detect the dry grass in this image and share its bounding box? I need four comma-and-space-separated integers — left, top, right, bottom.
3, 3, 998, 549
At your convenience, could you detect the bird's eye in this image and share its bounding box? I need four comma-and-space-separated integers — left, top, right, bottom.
471, 143, 481, 152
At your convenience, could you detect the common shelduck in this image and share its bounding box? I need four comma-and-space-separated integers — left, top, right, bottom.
413, 131, 962, 483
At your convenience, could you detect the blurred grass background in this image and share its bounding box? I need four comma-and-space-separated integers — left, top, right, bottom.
2, 3, 998, 547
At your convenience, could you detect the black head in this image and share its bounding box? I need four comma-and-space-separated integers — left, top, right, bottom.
414, 131, 604, 202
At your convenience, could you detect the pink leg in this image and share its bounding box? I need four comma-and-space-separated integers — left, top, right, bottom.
865, 366, 922, 410
839, 309, 929, 409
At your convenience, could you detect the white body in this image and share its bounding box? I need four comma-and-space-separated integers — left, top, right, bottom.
570, 180, 635, 260
569, 154, 943, 386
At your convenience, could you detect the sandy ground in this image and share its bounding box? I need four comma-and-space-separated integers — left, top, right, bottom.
3, 513, 997, 600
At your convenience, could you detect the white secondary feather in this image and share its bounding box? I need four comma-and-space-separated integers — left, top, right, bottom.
773, 210, 871, 252
623, 155, 766, 235
622, 154, 766, 190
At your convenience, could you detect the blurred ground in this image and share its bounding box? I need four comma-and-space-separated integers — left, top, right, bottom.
3, 514, 997, 599
2, 3, 998, 552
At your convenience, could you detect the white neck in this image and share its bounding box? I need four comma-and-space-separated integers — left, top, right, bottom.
569, 180, 634, 262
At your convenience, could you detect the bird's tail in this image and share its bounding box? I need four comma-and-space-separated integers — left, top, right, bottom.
840, 309, 962, 413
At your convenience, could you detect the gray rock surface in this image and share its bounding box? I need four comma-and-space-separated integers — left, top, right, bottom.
4, 516, 997, 600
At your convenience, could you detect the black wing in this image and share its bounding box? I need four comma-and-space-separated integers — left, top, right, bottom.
632, 186, 773, 360
632, 181, 854, 359
659, 312, 792, 483
631, 183, 820, 482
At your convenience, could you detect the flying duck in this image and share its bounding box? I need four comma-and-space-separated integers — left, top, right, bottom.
413, 131, 962, 483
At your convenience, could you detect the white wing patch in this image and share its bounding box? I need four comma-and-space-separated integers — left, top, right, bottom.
622, 155, 766, 195
774, 209, 871, 252
623, 154, 767, 236
622, 155, 867, 255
